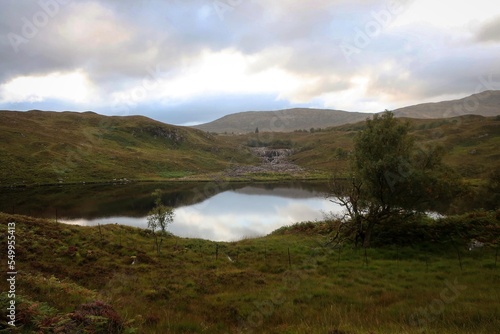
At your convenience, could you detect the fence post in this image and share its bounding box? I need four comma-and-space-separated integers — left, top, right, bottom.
98, 223, 103, 245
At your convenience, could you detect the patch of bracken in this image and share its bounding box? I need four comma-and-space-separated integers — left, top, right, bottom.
67, 301, 124, 334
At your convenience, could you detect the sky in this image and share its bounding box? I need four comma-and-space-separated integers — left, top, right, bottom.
0, 0, 499, 125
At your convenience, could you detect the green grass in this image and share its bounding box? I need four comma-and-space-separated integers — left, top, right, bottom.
0, 111, 257, 186
227, 115, 500, 182
157, 171, 194, 179
1, 213, 498, 333
2, 112, 498, 186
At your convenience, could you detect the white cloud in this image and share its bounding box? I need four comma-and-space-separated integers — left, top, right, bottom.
0, 70, 93, 103
318, 75, 386, 112
393, 0, 500, 30
56, 2, 132, 48
110, 48, 318, 106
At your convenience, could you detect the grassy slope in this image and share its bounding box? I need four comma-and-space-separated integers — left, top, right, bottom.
0, 110, 257, 186
393, 90, 500, 118
193, 108, 373, 134
1, 213, 498, 333
226, 115, 500, 181
1, 112, 498, 186
193, 91, 500, 134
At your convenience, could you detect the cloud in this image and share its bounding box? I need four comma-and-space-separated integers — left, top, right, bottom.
0, 70, 93, 103
476, 16, 500, 43
393, 0, 499, 30
0, 0, 499, 124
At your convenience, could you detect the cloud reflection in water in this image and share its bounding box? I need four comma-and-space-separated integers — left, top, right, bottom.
62, 188, 342, 241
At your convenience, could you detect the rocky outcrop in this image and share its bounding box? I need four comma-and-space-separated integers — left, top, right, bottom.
251, 147, 293, 164
143, 126, 184, 145
225, 147, 303, 177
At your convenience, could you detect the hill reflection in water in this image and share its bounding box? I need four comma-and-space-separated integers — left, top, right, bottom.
1, 182, 341, 241
61, 184, 341, 241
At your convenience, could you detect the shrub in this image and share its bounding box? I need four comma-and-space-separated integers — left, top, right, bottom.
69, 301, 124, 333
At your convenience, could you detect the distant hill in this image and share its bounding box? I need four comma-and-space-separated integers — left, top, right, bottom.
252, 114, 499, 182
192, 108, 373, 133
193, 91, 500, 133
0, 110, 254, 186
393, 90, 500, 118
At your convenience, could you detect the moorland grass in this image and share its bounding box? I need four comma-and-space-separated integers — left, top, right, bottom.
1, 212, 498, 333
1, 112, 499, 186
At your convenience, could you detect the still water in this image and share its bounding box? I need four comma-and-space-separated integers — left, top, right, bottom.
1, 182, 342, 241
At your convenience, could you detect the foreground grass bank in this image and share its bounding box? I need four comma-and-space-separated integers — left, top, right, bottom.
0, 213, 499, 333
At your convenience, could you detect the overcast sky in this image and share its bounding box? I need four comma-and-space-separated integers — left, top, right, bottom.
0, 0, 499, 125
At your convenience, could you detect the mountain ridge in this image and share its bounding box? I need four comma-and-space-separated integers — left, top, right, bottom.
192, 90, 500, 133
193, 108, 373, 133
392, 90, 500, 119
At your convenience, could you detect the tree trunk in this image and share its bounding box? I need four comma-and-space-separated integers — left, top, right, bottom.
362, 220, 376, 248
154, 234, 159, 255
354, 215, 364, 248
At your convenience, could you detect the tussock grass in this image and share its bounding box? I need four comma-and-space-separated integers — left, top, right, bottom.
1, 212, 498, 333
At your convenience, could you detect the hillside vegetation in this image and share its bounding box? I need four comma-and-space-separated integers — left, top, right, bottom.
228, 115, 500, 184
393, 90, 500, 118
1, 212, 498, 333
0, 110, 256, 186
1, 111, 498, 187
192, 91, 500, 134
193, 108, 372, 134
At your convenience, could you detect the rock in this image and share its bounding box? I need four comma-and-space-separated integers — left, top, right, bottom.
143, 126, 184, 145
225, 147, 303, 177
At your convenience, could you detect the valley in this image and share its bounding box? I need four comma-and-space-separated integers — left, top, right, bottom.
2, 1, 499, 332
0, 95, 499, 334
1, 104, 499, 187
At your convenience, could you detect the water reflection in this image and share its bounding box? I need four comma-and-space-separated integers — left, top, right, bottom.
170, 189, 341, 241
1, 182, 342, 241
59, 185, 341, 241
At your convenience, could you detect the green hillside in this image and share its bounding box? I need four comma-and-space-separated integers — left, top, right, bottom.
192, 91, 500, 134
0, 110, 256, 186
393, 90, 500, 118
1, 111, 498, 187
229, 115, 500, 182
192, 108, 372, 134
